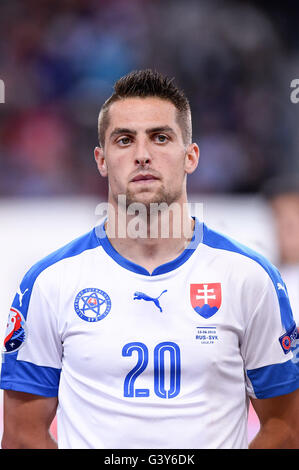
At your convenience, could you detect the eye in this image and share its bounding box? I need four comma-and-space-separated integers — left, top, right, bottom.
154, 134, 169, 143
116, 136, 132, 146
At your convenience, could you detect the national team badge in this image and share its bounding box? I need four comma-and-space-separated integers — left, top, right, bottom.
190, 283, 222, 319
74, 288, 111, 322
3, 307, 27, 353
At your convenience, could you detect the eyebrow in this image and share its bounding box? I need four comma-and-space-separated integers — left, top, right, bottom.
109, 126, 176, 140
109, 128, 137, 139
146, 126, 175, 136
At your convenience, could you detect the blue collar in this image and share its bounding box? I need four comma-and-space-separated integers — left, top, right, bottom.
95, 217, 202, 276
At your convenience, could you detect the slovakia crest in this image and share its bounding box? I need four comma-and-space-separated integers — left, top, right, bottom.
190, 283, 222, 319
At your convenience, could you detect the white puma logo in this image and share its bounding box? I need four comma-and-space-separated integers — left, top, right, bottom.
277, 283, 286, 293
17, 287, 29, 307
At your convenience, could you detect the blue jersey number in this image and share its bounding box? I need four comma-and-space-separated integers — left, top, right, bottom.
122, 341, 181, 399
122, 342, 150, 397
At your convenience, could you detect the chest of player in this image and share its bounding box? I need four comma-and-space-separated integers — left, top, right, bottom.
57, 265, 246, 400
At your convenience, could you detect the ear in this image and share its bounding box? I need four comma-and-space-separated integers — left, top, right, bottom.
94, 146, 108, 177
184, 143, 200, 175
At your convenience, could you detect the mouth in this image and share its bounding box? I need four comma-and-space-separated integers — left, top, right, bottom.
130, 173, 160, 183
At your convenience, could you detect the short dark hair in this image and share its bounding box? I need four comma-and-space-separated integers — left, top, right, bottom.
98, 69, 192, 147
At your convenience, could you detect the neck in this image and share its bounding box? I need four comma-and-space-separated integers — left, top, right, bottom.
104, 196, 195, 274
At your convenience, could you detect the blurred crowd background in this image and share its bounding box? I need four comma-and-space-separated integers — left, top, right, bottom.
0, 0, 299, 198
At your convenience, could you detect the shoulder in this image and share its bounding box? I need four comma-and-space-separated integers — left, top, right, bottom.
201, 224, 295, 332
20, 228, 100, 291
201, 223, 282, 287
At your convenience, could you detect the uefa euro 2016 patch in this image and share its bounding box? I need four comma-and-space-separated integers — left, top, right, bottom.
279, 324, 298, 354
3, 307, 27, 353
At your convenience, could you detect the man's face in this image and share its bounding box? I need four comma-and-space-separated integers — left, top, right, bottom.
95, 97, 198, 209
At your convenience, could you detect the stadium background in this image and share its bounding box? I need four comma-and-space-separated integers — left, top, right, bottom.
0, 0, 298, 446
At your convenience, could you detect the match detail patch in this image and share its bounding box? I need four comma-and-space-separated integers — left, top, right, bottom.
279, 324, 298, 354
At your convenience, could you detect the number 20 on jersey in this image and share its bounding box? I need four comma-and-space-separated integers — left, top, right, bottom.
122, 341, 181, 399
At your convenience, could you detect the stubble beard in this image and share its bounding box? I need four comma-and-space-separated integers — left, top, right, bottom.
108, 178, 189, 240
125, 182, 183, 212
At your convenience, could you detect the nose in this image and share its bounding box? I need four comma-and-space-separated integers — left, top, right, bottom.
134, 140, 152, 167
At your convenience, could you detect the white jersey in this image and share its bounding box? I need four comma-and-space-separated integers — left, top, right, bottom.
1, 218, 299, 449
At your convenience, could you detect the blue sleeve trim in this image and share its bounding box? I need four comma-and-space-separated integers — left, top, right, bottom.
247, 360, 299, 398
0, 380, 59, 397
0, 357, 61, 397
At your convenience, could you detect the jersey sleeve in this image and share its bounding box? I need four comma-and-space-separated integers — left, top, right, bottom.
0, 268, 62, 397
241, 268, 299, 399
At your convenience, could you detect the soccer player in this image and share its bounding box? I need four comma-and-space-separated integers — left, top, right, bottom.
1, 70, 299, 449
